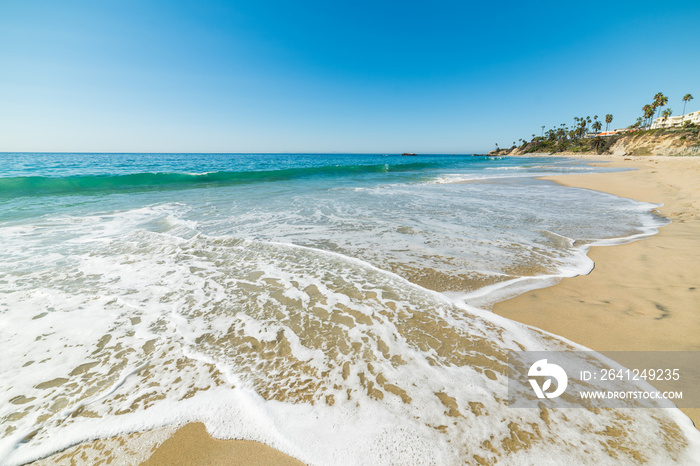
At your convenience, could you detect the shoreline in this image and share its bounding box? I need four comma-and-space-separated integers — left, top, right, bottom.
494, 154, 700, 427
31, 154, 700, 464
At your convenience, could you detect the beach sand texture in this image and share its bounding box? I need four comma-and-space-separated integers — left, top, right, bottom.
495, 155, 700, 427
141, 423, 305, 466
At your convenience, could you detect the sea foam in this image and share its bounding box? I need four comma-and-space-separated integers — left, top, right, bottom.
1, 154, 696, 464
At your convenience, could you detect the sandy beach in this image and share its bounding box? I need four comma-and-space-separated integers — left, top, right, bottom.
142, 424, 305, 466
28, 154, 700, 464
139, 154, 700, 463
31, 423, 305, 465
495, 154, 700, 427
6, 0, 700, 462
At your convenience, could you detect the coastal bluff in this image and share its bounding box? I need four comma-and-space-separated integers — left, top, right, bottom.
488, 126, 700, 157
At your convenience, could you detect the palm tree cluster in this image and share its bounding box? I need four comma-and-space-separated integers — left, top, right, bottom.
502, 91, 695, 154
635, 92, 698, 129
638, 92, 669, 128
524, 114, 605, 147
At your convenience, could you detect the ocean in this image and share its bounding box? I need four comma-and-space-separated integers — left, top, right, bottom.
0, 153, 697, 464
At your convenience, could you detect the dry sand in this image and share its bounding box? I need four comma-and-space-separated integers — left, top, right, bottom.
494, 154, 700, 427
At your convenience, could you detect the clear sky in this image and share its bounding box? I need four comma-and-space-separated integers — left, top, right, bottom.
1, 0, 699, 154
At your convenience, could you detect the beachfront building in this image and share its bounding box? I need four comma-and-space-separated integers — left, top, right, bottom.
650, 110, 700, 129
597, 128, 639, 137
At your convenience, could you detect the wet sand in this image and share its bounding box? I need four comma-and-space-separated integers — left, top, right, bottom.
142, 423, 305, 466
30, 423, 305, 465
32, 154, 700, 464
494, 154, 700, 426
139, 155, 700, 462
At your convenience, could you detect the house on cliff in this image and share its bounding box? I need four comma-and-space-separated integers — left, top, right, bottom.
650, 110, 700, 129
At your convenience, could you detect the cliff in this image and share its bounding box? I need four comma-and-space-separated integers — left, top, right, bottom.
606, 129, 700, 156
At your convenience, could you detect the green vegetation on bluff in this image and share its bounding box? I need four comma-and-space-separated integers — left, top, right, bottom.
508, 125, 700, 156
490, 92, 698, 156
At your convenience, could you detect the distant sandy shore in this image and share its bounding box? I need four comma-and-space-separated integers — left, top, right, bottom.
34, 154, 700, 464
495, 154, 700, 427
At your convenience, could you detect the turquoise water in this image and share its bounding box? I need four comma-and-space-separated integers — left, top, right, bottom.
0, 153, 662, 294
1, 153, 697, 464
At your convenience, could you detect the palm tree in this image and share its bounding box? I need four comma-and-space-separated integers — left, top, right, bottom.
592, 121, 602, 133
660, 108, 673, 128
653, 92, 668, 120
541, 125, 545, 137
682, 94, 694, 115
642, 104, 655, 129
605, 114, 613, 131
573, 117, 587, 139
592, 136, 605, 154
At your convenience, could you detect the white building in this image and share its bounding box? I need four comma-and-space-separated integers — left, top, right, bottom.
650, 110, 700, 129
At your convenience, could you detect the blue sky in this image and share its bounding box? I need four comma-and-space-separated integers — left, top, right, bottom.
1, 0, 699, 153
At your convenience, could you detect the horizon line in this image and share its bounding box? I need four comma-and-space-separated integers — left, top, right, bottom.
0, 151, 481, 155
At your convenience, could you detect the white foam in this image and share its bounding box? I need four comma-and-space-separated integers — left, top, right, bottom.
451, 211, 666, 309
428, 173, 528, 184
2, 225, 698, 465
1, 161, 694, 465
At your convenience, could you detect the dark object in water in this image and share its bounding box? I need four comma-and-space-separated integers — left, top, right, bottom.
401, 153, 417, 156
